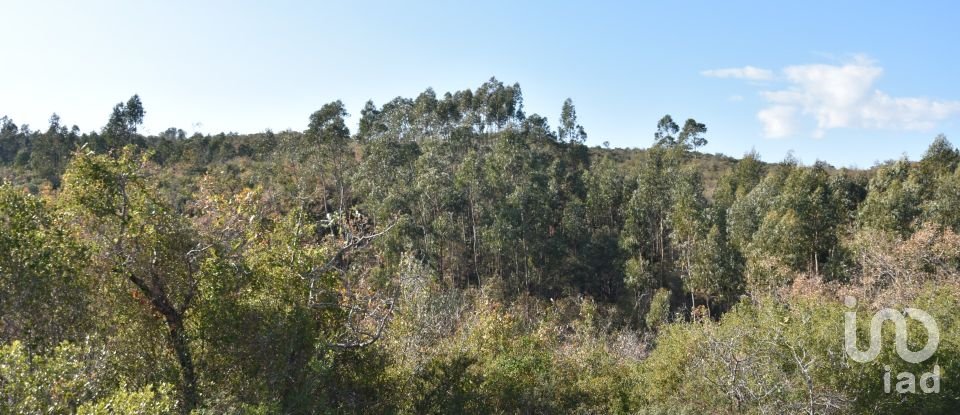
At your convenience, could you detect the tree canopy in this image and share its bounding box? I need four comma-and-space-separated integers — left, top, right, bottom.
1, 80, 958, 413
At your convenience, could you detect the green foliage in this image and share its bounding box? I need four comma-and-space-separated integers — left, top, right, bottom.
2, 83, 960, 413
714, 149, 764, 211
923, 167, 960, 230
0, 341, 88, 414
654, 114, 708, 150
559, 98, 587, 144
76, 384, 178, 415
733, 160, 851, 290
0, 339, 177, 414
103, 95, 145, 150
646, 288, 672, 331
621, 146, 676, 289
638, 289, 960, 414
688, 224, 742, 309
0, 340, 127, 414
859, 159, 922, 235
0, 184, 89, 347
409, 354, 485, 414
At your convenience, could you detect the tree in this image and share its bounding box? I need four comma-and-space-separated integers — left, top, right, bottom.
727, 160, 789, 252
679, 119, 708, 150
61, 148, 204, 412
669, 169, 707, 306
103, 95, 145, 149
621, 144, 684, 318
923, 166, 960, 231
580, 155, 626, 299
159, 127, 187, 141
413, 139, 469, 285
473, 78, 524, 131
358, 100, 387, 141
306, 100, 353, 215
0, 116, 22, 164
653, 115, 680, 147
481, 130, 556, 294
915, 135, 960, 210
28, 113, 79, 184
858, 159, 921, 236
307, 100, 350, 145
654, 115, 708, 152
918, 134, 959, 179
688, 224, 742, 312
621, 145, 682, 288
714, 150, 764, 232
645, 288, 672, 331
558, 98, 587, 144
742, 162, 841, 289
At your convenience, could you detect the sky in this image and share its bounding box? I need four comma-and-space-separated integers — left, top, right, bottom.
1, 0, 959, 168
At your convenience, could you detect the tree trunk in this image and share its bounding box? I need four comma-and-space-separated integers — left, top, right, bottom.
691, 292, 696, 316
813, 250, 819, 275
129, 275, 198, 414
168, 319, 199, 414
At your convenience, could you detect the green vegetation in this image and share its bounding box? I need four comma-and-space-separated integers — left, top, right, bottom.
1, 79, 959, 413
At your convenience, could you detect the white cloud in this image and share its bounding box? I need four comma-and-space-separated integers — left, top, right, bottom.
701, 66, 775, 81
708, 55, 960, 138
757, 105, 797, 138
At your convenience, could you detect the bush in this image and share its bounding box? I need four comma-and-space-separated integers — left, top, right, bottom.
646, 288, 671, 331
76, 384, 177, 415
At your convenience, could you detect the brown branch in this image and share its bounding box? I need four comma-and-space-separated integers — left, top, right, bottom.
330, 299, 395, 350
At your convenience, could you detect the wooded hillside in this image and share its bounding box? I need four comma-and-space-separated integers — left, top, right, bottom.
2, 79, 958, 414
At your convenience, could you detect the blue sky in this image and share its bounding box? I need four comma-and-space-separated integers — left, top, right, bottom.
2, 1, 958, 167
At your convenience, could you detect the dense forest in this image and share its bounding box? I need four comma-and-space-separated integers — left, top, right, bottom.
1, 79, 959, 414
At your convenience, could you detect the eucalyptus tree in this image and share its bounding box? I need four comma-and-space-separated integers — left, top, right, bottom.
306, 100, 353, 215
779, 162, 839, 275
727, 159, 791, 252
558, 98, 587, 144
411, 88, 442, 137
0, 116, 22, 164
688, 223, 741, 313
541, 111, 589, 262
473, 78, 524, 132
828, 170, 868, 226
102, 95, 145, 150
924, 166, 960, 231
736, 160, 846, 292
579, 155, 627, 299
654, 114, 709, 153
621, 146, 678, 287
669, 168, 708, 306
453, 148, 490, 283
412, 139, 469, 285
653, 115, 680, 147
858, 159, 922, 236
481, 129, 556, 294
621, 145, 680, 317
357, 100, 387, 142
917, 136, 960, 230
916, 135, 959, 191
677, 119, 708, 151
29, 114, 79, 184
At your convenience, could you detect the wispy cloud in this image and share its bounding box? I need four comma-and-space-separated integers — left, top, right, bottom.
705, 55, 960, 138
701, 66, 774, 81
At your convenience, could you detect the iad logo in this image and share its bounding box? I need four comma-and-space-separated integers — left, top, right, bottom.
843, 296, 941, 394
